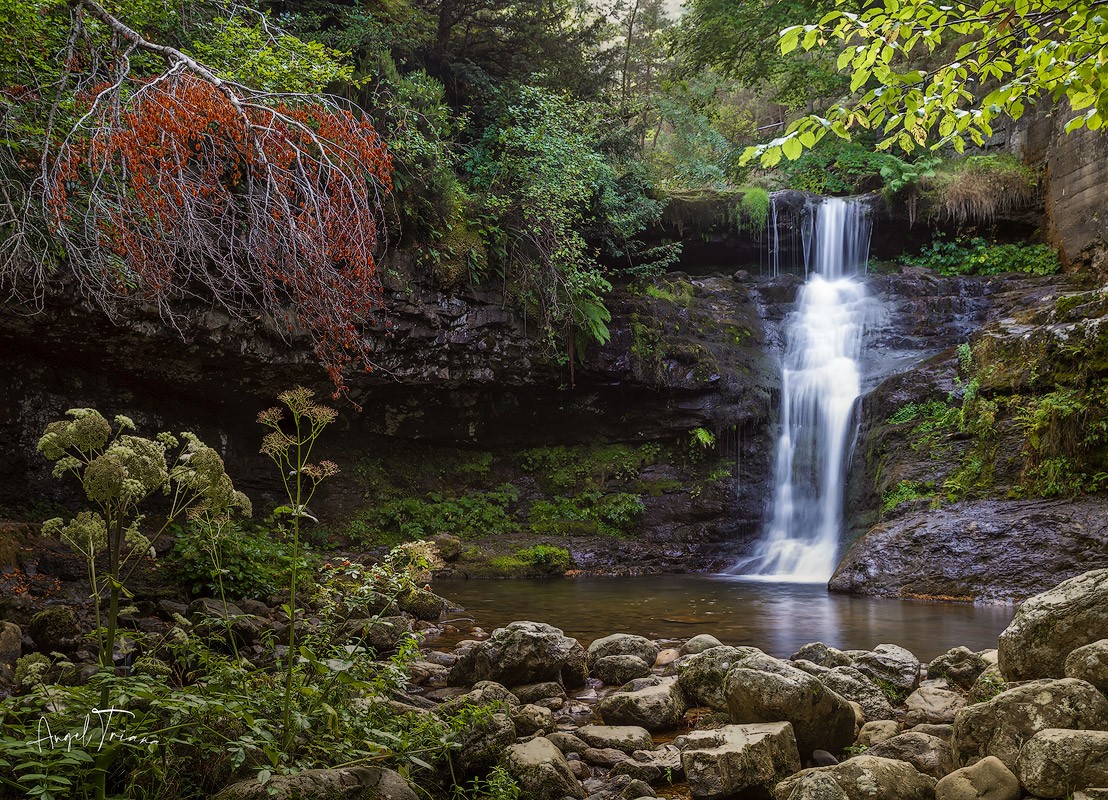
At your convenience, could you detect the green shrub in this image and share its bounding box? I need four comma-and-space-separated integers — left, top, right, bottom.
168, 521, 315, 601
346, 484, 519, 545
904, 237, 1060, 277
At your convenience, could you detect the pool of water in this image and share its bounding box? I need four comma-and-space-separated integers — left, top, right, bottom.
431, 574, 1015, 661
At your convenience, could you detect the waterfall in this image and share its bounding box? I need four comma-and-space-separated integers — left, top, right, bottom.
736, 196, 873, 582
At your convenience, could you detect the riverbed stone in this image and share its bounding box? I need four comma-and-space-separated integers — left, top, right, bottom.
511, 703, 554, 736
29, 605, 81, 653
1017, 728, 1108, 798
548, 731, 589, 754
455, 712, 517, 775
933, 756, 1019, 800
723, 654, 856, 755
502, 736, 585, 800
927, 647, 989, 691
857, 720, 900, 747
909, 724, 954, 743
851, 643, 921, 695
587, 634, 660, 669
211, 766, 417, 800
904, 686, 966, 726
866, 732, 954, 779
792, 642, 853, 668
576, 725, 654, 754
1065, 639, 1108, 694
817, 666, 897, 722
998, 569, 1108, 681
950, 677, 1108, 770
772, 755, 937, 800
594, 654, 653, 685
677, 722, 802, 800
596, 676, 688, 731
681, 634, 724, 655
448, 621, 588, 688
676, 645, 763, 710
511, 681, 566, 704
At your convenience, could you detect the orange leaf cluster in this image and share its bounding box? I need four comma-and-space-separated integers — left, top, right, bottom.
48, 74, 393, 391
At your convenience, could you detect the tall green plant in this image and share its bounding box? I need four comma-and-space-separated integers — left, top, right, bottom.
38, 410, 249, 681
256, 387, 339, 752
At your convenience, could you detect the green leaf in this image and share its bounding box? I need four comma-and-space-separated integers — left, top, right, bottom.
782, 137, 803, 160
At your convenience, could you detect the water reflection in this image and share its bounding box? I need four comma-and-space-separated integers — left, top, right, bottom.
432, 574, 1014, 661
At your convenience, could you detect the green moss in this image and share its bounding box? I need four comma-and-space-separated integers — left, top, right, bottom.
346, 484, 519, 546
881, 481, 935, 514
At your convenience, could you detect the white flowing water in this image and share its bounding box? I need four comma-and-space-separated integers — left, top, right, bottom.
737, 196, 873, 582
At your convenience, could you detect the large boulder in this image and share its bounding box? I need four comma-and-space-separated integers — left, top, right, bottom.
212, 766, 417, 800
677, 722, 802, 800
448, 621, 587, 688
951, 678, 1108, 770
851, 644, 921, 696
501, 736, 585, 800
904, 687, 966, 726
724, 654, 856, 756
1066, 639, 1108, 694
681, 634, 724, 655
773, 755, 936, 800
866, 732, 954, 779
857, 720, 900, 748
597, 676, 689, 731
927, 647, 989, 691
0, 621, 21, 666
452, 712, 517, 775
998, 569, 1108, 681
587, 634, 660, 668
677, 645, 763, 710
933, 756, 1019, 800
782, 772, 850, 799
28, 606, 81, 653
1017, 728, 1108, 798
817, 666, 897, 722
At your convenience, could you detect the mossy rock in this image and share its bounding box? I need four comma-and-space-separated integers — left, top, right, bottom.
28, 606, 80, 653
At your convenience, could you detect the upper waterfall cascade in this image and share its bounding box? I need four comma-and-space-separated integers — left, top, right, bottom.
735, 195, 875, 582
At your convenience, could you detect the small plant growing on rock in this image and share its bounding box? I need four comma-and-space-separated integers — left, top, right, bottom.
37, 409, 250, 685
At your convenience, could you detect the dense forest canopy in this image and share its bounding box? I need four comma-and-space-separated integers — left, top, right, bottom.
0, 0, 1101, 387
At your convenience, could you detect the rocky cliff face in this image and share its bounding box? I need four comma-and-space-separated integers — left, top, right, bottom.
837, 274, 1108, 602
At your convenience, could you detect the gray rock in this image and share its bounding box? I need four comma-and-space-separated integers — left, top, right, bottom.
29, 606, 81, 653
502, 736, 585, 800
1076, 791, 1108, 800
773, 755, 936, 800
583, 747, 631, 767
511, 681, 566, 704
866, 732, 955, 779
927, 647, 989, 691
724, 654, 856, 755
792, 643, 853, 668
678, 722, 802, 800
1066, 639, 1108, 694
547, 732, 589, 754
933, 755, 1019, 800
575, 725, 654, 754
676, 645, 763, 710
448, 621, 588, 688
453, 712, 517, 775
904, 686, 966, 726
951, 678, 1108, 770
967, 664, 1006, 704
782, 772, 850, 800
909, 724, 954, 743
999, 569, 1108, 681
597, 676, 688, 732
439, 680, 520, 716
212, 766, 416, 800
817, 666, 897, 722
0, 622, 20, 666
681, 634, 724, 655
511, 703, 554, 736
587, 634, 660, 669
1017, 728, 1108, 798
594, 654, 652, 685
851, 644, 921, 695
857, 720, 900, 747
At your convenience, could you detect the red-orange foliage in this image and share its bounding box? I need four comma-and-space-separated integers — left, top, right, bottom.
47, 73, 393, 391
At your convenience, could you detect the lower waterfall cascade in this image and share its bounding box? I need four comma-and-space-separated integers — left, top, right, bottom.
734, 195, 875, 582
